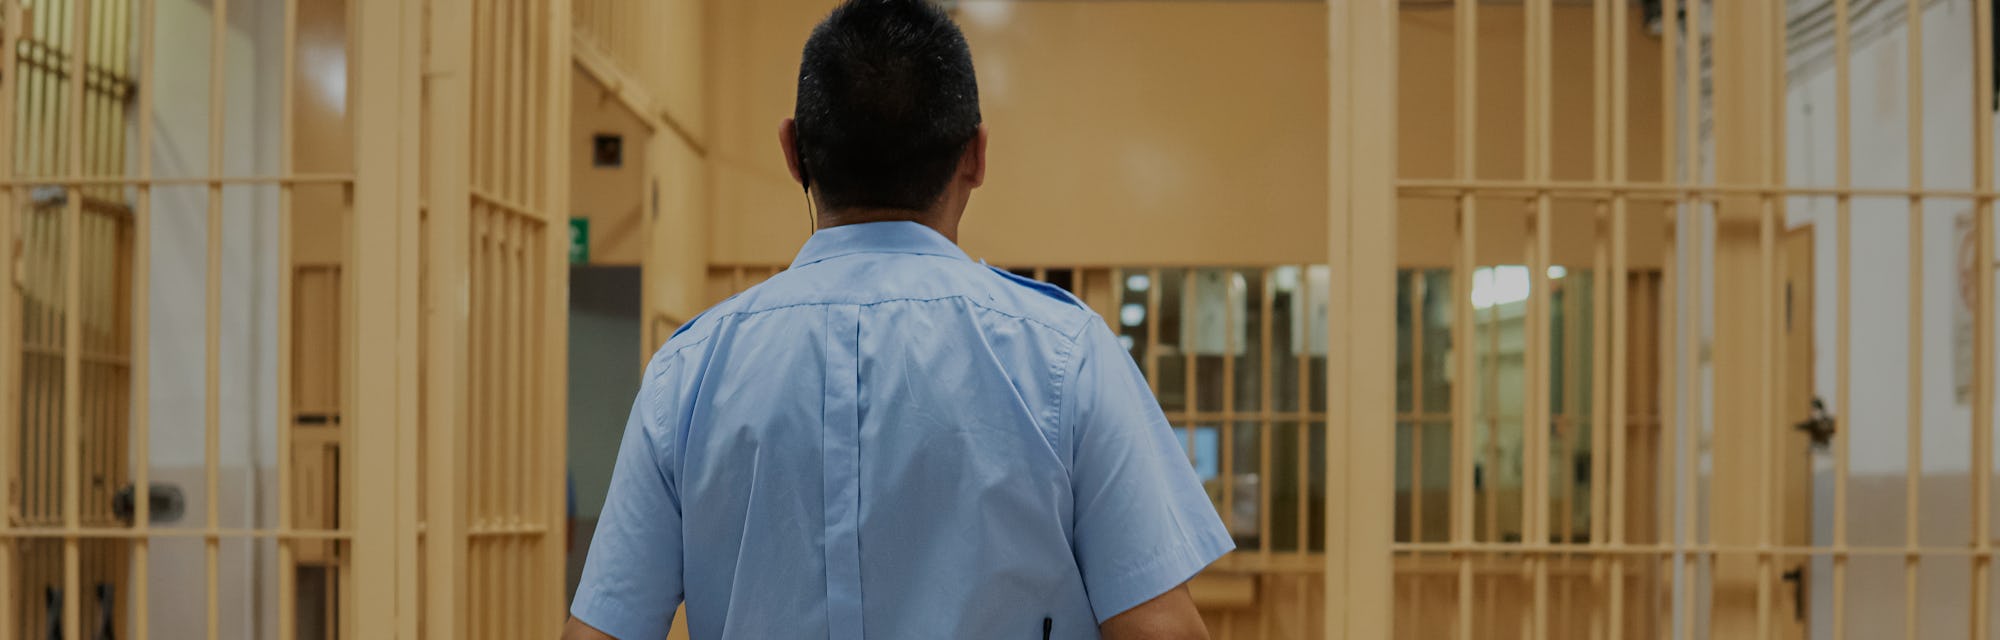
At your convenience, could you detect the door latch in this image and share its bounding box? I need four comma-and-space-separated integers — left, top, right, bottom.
1795, 396, 1836, 450
1780, 567, 1806, 621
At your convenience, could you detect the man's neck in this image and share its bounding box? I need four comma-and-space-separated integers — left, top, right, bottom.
816, 208, 958, 243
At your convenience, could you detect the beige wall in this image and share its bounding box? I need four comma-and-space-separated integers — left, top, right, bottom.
703, 2, 1665, 269
646, 0, 713, 335
571, 72, 651, 266
706, 0, 1330, 267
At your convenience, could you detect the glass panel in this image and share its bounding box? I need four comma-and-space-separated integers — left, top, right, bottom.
1271, 267, 1303, 414
1418, 269, 1454, 416
1267, 420, 1303, 553
1225, 420, 1260, 547
1234, 269, 1263, 414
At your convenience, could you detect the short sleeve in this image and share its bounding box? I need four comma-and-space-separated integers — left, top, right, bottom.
570, 379, 685, 638
1065, 321, 1235, 622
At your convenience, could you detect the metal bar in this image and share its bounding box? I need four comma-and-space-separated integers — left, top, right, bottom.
0, 174, 356, 186
1298, 321, 1310, 558
1589, 0, 1612, 632
1483, 291, 1499, 549
1657, 217, 1678, 639
1393, 179, 2000, 201
1972, 0, 1996, 636
541, 5, 575, 628
205, 0, 228, 635
424, 0, 473, 634
1326, 1, 1398, 631
131, 0, 156, 635
1676, 0, 1700, 635
1451, 0, 1476, 633
1525, 0, 1553, 636
1608, 0, 1633, 634
350, 0, 421, 631
0, 0, 24, 631
1222, 270, 1237, 534
1260, 269, 1274, 560
502, 0, 521, 205
278, 0, 301, 633
1408, 271, 1424, 548
1831, 1, 1853, 638
1387, 542, 2000, 557
1185, 270, 1197, 462
1902, 0, 1924, 638
61, 1, 90, 636
511, 213, 529, 639
470, 205, 490, 640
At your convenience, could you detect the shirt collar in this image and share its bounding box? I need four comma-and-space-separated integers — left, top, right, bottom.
789, 221, 972, 269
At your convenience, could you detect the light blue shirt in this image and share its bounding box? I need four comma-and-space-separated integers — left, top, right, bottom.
570, 221, 1232, 639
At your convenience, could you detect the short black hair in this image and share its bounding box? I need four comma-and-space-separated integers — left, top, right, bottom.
794, 0, 981, 212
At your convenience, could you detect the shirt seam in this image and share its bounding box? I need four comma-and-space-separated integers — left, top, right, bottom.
788, 249, 970, 271
1050, 316, 1100, 473
679, 294, 1087, 341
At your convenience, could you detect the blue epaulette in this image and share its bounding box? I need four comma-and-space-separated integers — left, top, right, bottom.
986, 264, 1088, 309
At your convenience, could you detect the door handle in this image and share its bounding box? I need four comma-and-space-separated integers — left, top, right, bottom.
1794, 396, 1836, 450
1780, 567, 1806, 622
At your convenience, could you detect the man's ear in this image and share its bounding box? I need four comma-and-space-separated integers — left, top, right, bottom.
961, 125, 988, 189
779, 117, 806, 187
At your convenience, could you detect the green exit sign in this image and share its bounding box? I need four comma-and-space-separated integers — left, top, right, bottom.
569, 218, 589, 264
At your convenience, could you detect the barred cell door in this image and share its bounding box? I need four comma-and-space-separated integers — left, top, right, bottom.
0, 0, 573, 638
1331, 0, 2000, 637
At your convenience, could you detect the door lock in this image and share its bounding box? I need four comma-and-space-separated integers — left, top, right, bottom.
1795, 396, 1836, 450
1780, 567, 1806, 622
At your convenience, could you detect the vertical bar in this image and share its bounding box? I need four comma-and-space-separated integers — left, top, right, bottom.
61, 1, 91, 637
471, 208, 491, 640
1971, 0, 1996, 636
1829, 1, 1853, 638
542, 5, 574, 629
1608, 0, 1632, 635
396, 0, 428, 630
132, 0, 155, 636
1524, 0, 1554, 636
1408, 271, 1424, 548
505, 216, 524, 640
1326, 1, 1397, 633
1451, 0, 1477, 634
1656, 3, 1680, 637
1589, 0, 1613, 632
1146, 268, 1160, 395
1260, 269, 1274, 560
205, 0, 228, 634
1184, 270, 1197, 462
1677, 0, 1701, 636
1297, 318, 1310, 559
278, 0, 301, 632
1222, 271, 1236, 531
1902, 0, 1924, 638
0, 0, 22, 630
498, 0, 517, 204
351, 0, 422, 631
425, 0, 472, 635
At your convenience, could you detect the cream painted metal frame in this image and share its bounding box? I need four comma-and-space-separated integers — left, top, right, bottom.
1383, 0, 1999, 638
0, 0, 571, 638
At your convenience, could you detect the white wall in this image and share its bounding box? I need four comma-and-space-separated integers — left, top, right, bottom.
142, 0, 284, 637
1779, 0, 2000, 635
